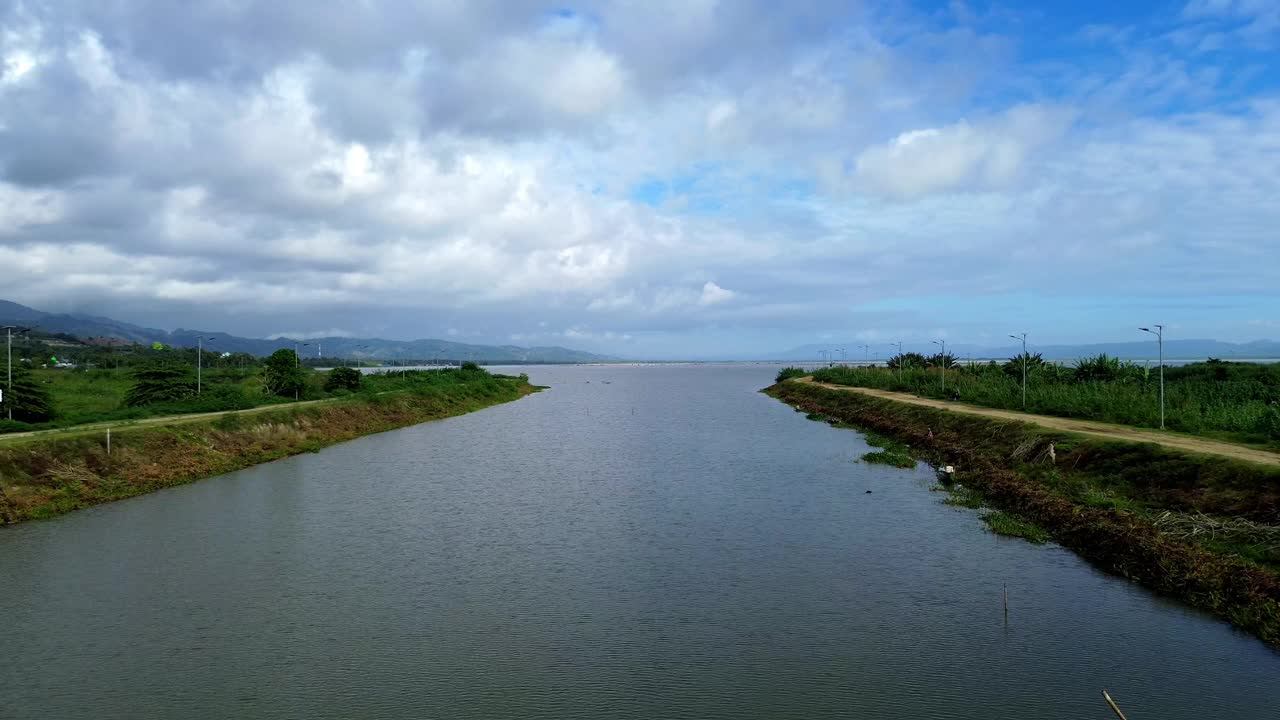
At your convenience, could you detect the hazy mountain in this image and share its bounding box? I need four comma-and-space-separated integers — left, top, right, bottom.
776, 339, 1280, 363
0, 300, 615, 363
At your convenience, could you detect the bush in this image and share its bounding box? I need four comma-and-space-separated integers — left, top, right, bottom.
460, 361, 481, 371
1255, 405, 1280, 440
776, 367, 808, 383
324, 367, 363, 392
0, 419, 36, 434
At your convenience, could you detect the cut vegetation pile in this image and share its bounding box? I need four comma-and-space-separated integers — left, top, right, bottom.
769, 378, 1280, 646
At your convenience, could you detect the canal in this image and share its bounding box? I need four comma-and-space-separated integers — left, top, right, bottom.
2, 364, 1276, 718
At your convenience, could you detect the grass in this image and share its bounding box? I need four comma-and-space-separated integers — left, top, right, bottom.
982, 511, 1051, 543
4, 365, 517, 436
861, 450, 915, 468
941, 485, 986, 509
811, 361, 1280, 448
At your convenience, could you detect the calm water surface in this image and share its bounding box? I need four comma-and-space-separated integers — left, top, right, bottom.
2, 364, 1277, 719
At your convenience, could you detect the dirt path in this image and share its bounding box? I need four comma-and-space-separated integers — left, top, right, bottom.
0, 397, 341, 445
797, 378, 1280, 467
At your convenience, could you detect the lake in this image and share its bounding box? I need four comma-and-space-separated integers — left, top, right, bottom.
1, 363, 1277, 719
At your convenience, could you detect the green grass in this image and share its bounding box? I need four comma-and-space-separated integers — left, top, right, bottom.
811, 361, 1280, 448
982, 511, 1051, 543
4, 365, 515, 436
860, 450, 914, 468
941, 485, 986, 509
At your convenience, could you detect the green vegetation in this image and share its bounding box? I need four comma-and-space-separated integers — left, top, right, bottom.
861, 450, 914, 468
261, 349, 306, 398
776, 366, 808, 383
1, 355, 518, 437
3, 367, 55, 423
0, 368, 538, 524
981, 511, 1051, 543
124, 363, 197, 406
768, 378, 1280, 646
813, 357, 1280, 447
324, 366, 363, 392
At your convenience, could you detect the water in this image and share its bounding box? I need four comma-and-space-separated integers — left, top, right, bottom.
1, 364, 1276, 719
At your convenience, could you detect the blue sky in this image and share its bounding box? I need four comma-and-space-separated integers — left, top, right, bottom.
1, 0, 1278, 357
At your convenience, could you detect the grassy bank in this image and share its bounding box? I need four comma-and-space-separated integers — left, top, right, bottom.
0, 372, 538, 525
769, 379, 1280, 646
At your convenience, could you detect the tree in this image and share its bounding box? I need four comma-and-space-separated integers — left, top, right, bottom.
4, 367, 55, 423
1003, 352, 1046, 378
324, 366, 363, 392
886, 352, 927, 370
261, 349, 305, 398
926, 352, 959, 369
124, 363, 197, 407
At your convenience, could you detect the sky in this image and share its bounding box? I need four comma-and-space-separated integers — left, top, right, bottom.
1, 0, 1278, 359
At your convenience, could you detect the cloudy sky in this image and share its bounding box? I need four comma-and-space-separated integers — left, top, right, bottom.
2, 1, 1278, 358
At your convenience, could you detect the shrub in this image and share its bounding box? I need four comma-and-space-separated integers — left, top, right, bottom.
1255, 405, 1280, 441
776, 367, 808, 383
324, 367, 363, 392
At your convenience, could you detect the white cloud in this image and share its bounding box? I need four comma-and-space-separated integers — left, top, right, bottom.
698, 281, 735, 305
852, 105, 1074, 200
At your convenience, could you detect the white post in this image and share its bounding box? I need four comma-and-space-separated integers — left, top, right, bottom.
106, 427, 111, 455
1158, 326, 1165, 430
197, 337, 203, 395
6, 327, 11, 421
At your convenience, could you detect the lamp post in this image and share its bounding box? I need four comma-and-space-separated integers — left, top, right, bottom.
196, 336, 216, 395
355, 344, 369, 369
860, 344, 870, 364
1009, 332, 1027, 410
932, 339, 947, 395
1139, 325, 1165, 429
889, 342, 903, 375
4, 325, 32, 421
294, 342, 310, 400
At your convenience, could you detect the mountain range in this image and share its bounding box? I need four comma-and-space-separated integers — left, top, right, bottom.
0, 299, 614, 364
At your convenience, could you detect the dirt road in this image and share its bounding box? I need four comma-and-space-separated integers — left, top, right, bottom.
797, 378, 1280, 467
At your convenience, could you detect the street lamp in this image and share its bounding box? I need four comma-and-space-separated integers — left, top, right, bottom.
932, 339, 948, 395
1009, 332, 1027, 410
196, 336, 217, 395
889, 342, 903, 375
3, 325, 32, 421
1140, 325, 1165, 429
294, 342, 310, 400
355, 344, 369, 369
860, 344, 870, 364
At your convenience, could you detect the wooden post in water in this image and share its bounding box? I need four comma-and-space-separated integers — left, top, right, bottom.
1003, 584, 1008, 614
1102, 690, 1129, 720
